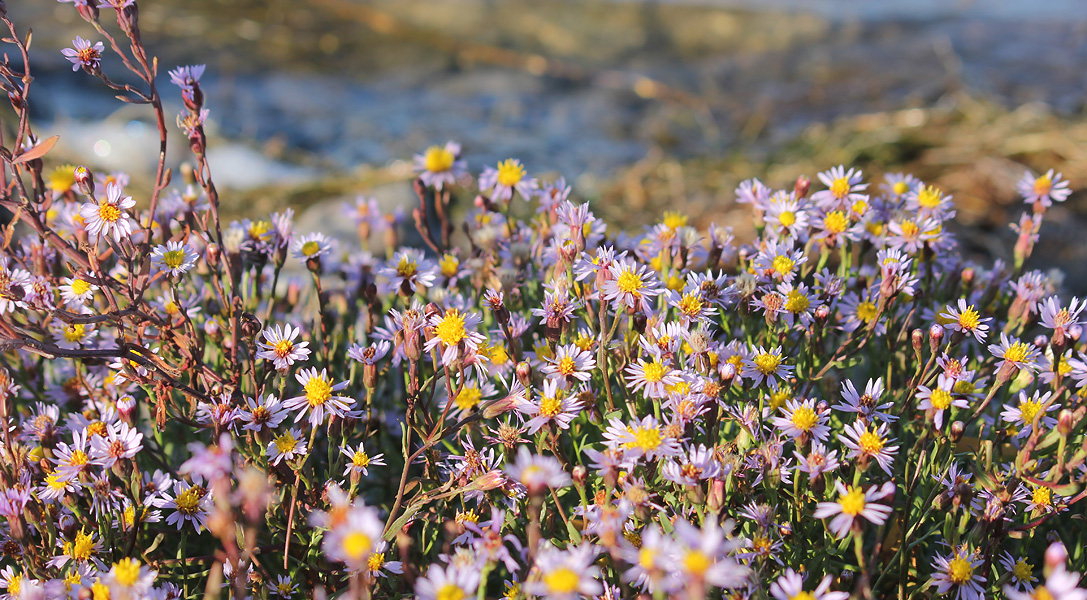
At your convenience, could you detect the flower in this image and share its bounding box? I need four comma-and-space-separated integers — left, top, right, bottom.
413, 141, 466, 190
381, 248, 437, 293
154, 480, 212, 531
266, 428, 306, 465
669, 517, 750, 589
600, 256, 663, 312
61, 36, 104, 72
416, 563, 480, 600
505, 447, 570, 494
516, 378, 580, 434
540, 343, 596, 387
793, 441, 840, 483
89, 422, 143, 468
603, 415, 682, 462
322, 503, 385, 571
741, 345, 793, 389
625, 350, 681, 399
526, 544, 602, 599
479, 158, 538, 203
80, 182, 136, 242
812, 165, 868, 210
283, 367, 354, 427
772, 398, 830, 442
341, 444, 386, 477
813, 481, 895, 538
838, 420, 899, 475
939, 298, 992, 343
770, 569, 849, 600
917, 375, 970, 429
833, 377, 896, 422
1001, 390, 1058, 439
425, 307, 485, 366
59, 276, 98, 306
1005, 566, 1087, 600
290, 232, 334, 261
104, 558, 157, 598
930, 546, 986, 600
1017, 169, 1072, 207
255, 324, 311, 371
988, 332, 1041, 374
150, 241, 199, 276
237, 394, 288, 432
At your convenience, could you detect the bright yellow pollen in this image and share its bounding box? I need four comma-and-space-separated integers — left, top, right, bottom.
68, 449, 89, 467
557, 355, 576, 375
639, 547, 657, 569
662, 211, 688, 230
858, 429, 884, 454
892, 181, 910, 195
791, 593, 816, 600
70, 279, 92, 296
112, 558, 142, 587
916, 185, 942, 209
273, 431, 299, 454
300, 241, 320, 256
272, 339, 294, 358
948, 556, 974, 585
953, 380, 976, 395
162, 249, 187, 268
1031, 486, 1051, 506
1004, 342, 1031, 364
439, 254, 459, 277
87, 421, 108, 437
899, 220, 919, 238
929, 389, 953, 410
249, 220, 271, 238
341, 531, 373, 561
789, 406, 818, 431
495, 159, 526, 187
434, 310, 467, 346
1033, 174, 1052, 196
396, 256, 418, 278
856, 301, 878, 323
68, 530, 96, 561
174, 487, 202, 515
823, 210, 849, 234
771, 255, 795, 276
48, 165, 77, 193
304, 375, 333, 407
46, 472, 70, 491
63, 324, 86, 343
830, 176, 850, 198
367, 552, 386, 572
778, 211, 796, 227
91, 581, 109, 600
785, 290, 810, 313
353, 451, 371, 468
628, 426, 663, 452
851, 198, 869, 215
424, 146, 455, 172
753, 352, 781, 375
616, 268, 644, 295
642, 361, 667, 383
839, 486, 866, 515
1033, 588, 1056, 600
684, 550, 711, 576
678, 293, 703, 316
437, 584, 466, 600
538, 395, 563, 417
957, 305, 981, 330
98, 203, 121, 223
544, 568, 580, 594
454, 385, 483, 411
1012, 558, 1033, 582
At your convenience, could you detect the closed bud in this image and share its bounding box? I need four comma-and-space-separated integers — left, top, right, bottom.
481, 394, 519, 419
305, 255, 322, 274
814, 304, 830, 323
794, 175, 811, 199
1058, 409, 1074, 436
912, 328, 924, 355
928, 324, 944, 352
468, 470, 506, 492
572, 466, 587, 488
707, 478, 725, 514
240, 312, 261, 339
950, 420, 965, 443
117, 395, 137, 424
74, 165, 94, 195
633, 311, 648, 334
961, 267, 975, 286
515, 361, 532, 387
205, 243, 221, 268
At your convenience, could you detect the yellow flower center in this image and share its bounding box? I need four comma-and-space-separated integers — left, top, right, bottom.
1033, 174, 1052, 196
628, 425, 663, 452
439, 254, 459, 278
63, 324, 86, 343
851, 198, 869, 216
678, 293, 703, 316
899, 220, 919, 238
174, 487, 202, 515
785, 290, 810, 313
424, 146, 455, 172
48, 165, 77, 193
353, 451, 371, 468
557, 355, 576, 375
753, 352, 781, 375
91, 581, 109, 600
300, 241, 320, 256
544, 568, 580, 594
98, 202, 121, 224
70, 530, 96, 561
858, 429, 884, 454
249, 220, 271, 238
70, 279, 92, 296
454, 385, 483, 411
642, 360, 667, 383
304, 375, 333, 407
496, 159, 525, 187
396, 256, 418, 278
771, 255, 795, 276
663, 211, 688, 230
916, 185, 942, 209
69, 449, 89, 467
273, 431, 299, 454
823, 210, 849, 234
791, 594, 816, 600
892, 181, 910, 195
434, 309, 467, 346
367, 552, 386, 572
616, 268, 644, 295
341, 531, 373, 561
839, 486, 866, 516
856, 301, 878, 323
273, 339, 294, 358
957, 305, 981, 330
1004, 342, 1031, 364
929, 389, 953, 411
953, 380, 976, 395
948, 556, 974, 585
539, 394, 563, 417
683, 550, 711, 576
778, 211, 796, 227
789, 406, 818, 431
1011, 559, 1033, 581
830, 177, 850, 199
1033, 588, 1056, 600
112, 558, 142, 587
162, 249, 187, 268
1032, 486, 1051, 506
87, 421, 108, 437
437, 584, 466, 600
639, 547, 657, 569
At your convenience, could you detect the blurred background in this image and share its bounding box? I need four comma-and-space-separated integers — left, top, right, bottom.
11, 0, 1087, 285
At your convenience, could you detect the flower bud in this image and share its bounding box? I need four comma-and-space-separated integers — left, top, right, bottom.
794, 175, 811, 199
572, 466, 587, 488
74, 165, 94, 195
1058, 409, 1075, 436
814, 304, 830, 323
928, 324, 944, 353
961, 267, 975, 286
707, 478, 725, 514
515, 361, 532, 388
950, 421, 965, 443
240, 312, 262, 339
1045, 542, 1068, 574
1033, 334, 1048, 349
205, 242, 221, 269
117, 395, 137, 425
911, 328, 924, 355
469, 470, 506, 492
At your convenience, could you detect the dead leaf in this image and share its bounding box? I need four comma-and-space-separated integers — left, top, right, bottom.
12, 135, 58, 164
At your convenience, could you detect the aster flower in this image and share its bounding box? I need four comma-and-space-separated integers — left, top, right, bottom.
741, 345, 793, 389
1037, 296, 1085, 340
340, 444, 386, 478
255, 323, 311, 371
770, 569, 849, 600
321, 502, 385, 571
52, 321, 97, 350
670, 517, 750, 590
939, 298, 991, 343
1005, 566, 1087, 600
413, 141, 466, 190
838, 420, 899, 475
906, 184, 954, 217
539, 343, 596, 387
62, 36, 104, 72
1001, 390, 1058, 439
80, 182, 136, 242
266, 428, 306, 466
625, 350, 681, 399
154, 480, 212, 531
425, 307, 485, 366
283, 367, 354, 427
150, 241, 199, 277
773, 397, 831, 443
59, 276, 98, 306
989, 332, 1041, 374
812, 165, 868, 210
103, 558, 157, 599
600, 256, 663, 312
603, 415, 682, 462
380, 248, 438, 293
479, 158, 538, 203
237, 394, 288, 432
930, 546, 986, 600
793, 441, 840, 483
661, 444, 721, 486
516, 378, 581, 434
290, 232, 333, 261
505, 447, 570, 494
89, 421, 143, 468
526, 544, 602, 599
416, 563, 480, 600
833, 377, 896, 422
168, 64, 205, 90
917, 375, 970, 429
813, 481, 895, 538
1017, 169, 1072, 207
752, 238, 808, 283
